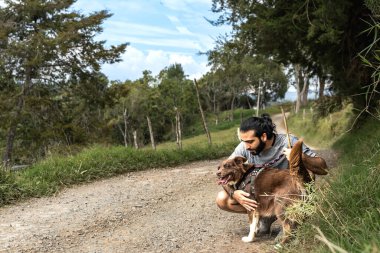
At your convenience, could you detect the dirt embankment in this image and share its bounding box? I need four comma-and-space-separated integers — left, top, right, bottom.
0, 114, 337, 253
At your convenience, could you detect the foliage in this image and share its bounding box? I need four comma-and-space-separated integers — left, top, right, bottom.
311, 96, 344, 120
205, 37, 288, 111
210, 0, 377, 112
0, 0, 127, 165
104, 64, 199, 147
357, 1, 380, 121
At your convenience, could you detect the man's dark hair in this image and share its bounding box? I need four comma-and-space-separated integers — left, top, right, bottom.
240, 113, 276, 139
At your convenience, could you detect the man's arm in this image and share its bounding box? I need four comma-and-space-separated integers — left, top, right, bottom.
302, 154, 328, 175
222, 185, 258, 211
222, 184, 235, 198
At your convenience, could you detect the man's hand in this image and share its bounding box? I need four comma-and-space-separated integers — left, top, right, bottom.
232, 190, 258, 211
282, 148, 291, 161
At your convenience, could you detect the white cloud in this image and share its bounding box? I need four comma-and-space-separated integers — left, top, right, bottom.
166, 15, 194, 35
176, 26, 193, 35
161, 0, 211, 12
72, 0, 148, 14
96, 21, 205, 51
101, 46, 208, 81
169, 54, 195, 65
104, 35, 203, 51
105, 21, 180, 37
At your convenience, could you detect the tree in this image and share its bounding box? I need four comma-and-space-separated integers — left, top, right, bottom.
0, 0, 127, 166
157, 64, 198, 141
206, 37, 288, 116
211, 0, 376, 114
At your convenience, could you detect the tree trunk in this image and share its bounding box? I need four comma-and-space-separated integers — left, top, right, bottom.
133, 130, 138, 149
116, 108, 128, 147
256, 80, 261, 117
247, 94, 252, 109
123, 108, 128, 147
175, 107, 182, 150
301, 72, 310, 106
213, 83, 217, 114
215, 102, 220, 125
194, 79, 212, 146
230, 94, 236, 121
318, 76, 325, 99
294, 64, 303, 114
146, 116, 156, 150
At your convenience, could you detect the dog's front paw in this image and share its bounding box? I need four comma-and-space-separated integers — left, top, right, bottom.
242, 236, 254, 243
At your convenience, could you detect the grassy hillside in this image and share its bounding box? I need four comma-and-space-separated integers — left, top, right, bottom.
286, 103, 354, 148
285, 107, 380, 253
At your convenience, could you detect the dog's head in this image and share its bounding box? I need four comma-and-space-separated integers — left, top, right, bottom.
216, 156, 251, 186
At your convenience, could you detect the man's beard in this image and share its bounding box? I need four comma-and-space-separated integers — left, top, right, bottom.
249, 139, 266, 156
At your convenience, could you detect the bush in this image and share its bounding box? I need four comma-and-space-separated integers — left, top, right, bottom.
311, 96, 344, 121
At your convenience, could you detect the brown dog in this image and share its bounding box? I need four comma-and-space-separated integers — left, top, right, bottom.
216, 139, 328, 243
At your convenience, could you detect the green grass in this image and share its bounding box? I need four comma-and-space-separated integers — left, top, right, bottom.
155, 126, 239, 150
0, 141, 237, 206
287, 104, 354, 148
284, 107, 380, 253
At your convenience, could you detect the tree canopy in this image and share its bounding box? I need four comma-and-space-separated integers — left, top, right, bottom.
210, 0, 378, 110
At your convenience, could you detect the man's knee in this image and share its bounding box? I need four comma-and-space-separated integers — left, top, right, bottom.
216, 190, 229, 210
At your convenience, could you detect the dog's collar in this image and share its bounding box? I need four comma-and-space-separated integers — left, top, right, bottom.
235, 167, 265, 192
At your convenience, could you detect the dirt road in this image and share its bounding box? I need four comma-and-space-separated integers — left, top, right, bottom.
0, 114, 336, 253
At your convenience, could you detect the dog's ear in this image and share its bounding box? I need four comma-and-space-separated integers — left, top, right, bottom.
234, 156, 247, 165
242, 163, 254, 173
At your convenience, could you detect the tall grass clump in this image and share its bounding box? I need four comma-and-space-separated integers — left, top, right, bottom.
284, 108, 380, 253
0, 169, 24, 206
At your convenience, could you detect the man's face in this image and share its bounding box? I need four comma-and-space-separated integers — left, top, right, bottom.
240, 130, 267, 156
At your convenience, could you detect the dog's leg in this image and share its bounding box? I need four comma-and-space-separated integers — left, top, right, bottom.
280, 219, 296, 244
242, 211, 259, 243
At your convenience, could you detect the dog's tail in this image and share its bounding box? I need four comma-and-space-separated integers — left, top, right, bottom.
289, 139, 303, 177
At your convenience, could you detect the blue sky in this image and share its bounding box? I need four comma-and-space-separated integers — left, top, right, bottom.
72, 0, 231, 81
